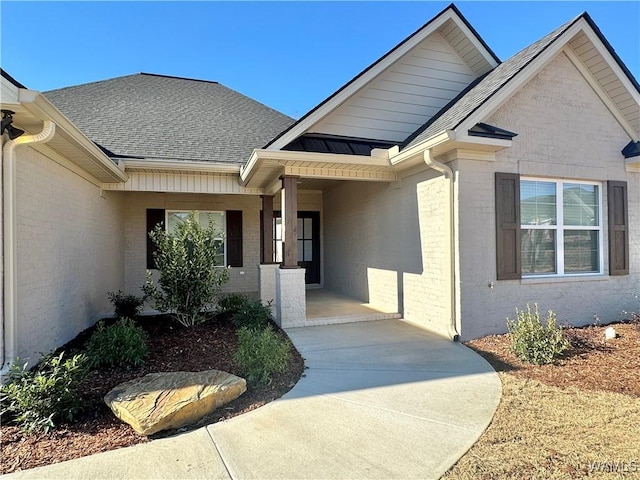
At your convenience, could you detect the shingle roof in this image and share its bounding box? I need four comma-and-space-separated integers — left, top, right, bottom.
44, 73, 295, 164
401, 15, 581, 150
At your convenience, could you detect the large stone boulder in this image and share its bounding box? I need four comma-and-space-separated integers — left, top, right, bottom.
104, 370, 246, 435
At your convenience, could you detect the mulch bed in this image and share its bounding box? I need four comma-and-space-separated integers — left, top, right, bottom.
466, 321, 640, 397
1, 315, 305, 474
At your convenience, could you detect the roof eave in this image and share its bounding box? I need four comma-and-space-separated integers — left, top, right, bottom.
11, 89, 128, 183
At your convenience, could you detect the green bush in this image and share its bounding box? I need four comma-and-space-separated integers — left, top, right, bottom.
143, 211, 229, 327
217, 293, 250, 315
234, 326, 291, 386
506, 304, 569, 365
85, 317, 148, 369
107, 290, 145, 319
232, 298, 272, 331
0, 352, 88, 434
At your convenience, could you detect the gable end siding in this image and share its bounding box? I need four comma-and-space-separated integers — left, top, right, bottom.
310, 31, 477, 142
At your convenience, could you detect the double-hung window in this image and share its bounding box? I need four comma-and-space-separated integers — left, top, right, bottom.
520, 179, 603, 276
495, 173, 628, 280
166, 211, 226, 266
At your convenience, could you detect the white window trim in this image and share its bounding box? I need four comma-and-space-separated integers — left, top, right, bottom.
165, 210, 227, 267
520, 177, 604, 278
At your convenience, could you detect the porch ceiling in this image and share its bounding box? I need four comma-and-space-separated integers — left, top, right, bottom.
241, 149, 398, 191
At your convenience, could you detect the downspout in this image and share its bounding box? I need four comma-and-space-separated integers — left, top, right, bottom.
423, 150, 460, 341
1, 121, 56, 377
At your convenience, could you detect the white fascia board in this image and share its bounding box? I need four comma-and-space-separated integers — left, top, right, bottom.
267, 10, 466, 151
626, 157, 640, 173
241, 148, 394, 187
123, 159, 241, 174
389, 130, 454, 165
18, 89, 128, 182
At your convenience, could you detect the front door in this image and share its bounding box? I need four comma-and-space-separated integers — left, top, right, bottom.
265, 211, 320, 284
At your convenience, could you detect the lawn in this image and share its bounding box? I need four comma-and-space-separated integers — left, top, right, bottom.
444, 322, 640, 479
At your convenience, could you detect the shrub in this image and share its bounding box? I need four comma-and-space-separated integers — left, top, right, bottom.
506, 304, 569, 365
143, 211, 229, 327
234, 326, 291, 386
85, 317, 148, 369
0, 352, 88, 434
217, 293, 250, 316
232, 298, 272, 331
107, 290, 145, 319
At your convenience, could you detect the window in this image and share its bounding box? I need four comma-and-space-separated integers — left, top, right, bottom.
166, 211, 226, 266
520, 179, 603, 276
495, 174, 627, 280
146, 209, 243, 269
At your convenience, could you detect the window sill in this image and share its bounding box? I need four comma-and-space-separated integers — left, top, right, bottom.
521, 274, 609, 285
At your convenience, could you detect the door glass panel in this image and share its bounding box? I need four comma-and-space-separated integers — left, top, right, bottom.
304, 218, 313, 238
297, 240, 304, 261
304, 240, 313, 261
297, 218, 303, 237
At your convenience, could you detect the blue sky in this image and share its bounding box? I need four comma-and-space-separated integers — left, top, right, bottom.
1, 1, 638, 119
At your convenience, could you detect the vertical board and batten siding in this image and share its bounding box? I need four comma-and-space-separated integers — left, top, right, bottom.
102, 171, 262, 195
310, 31, 477, 142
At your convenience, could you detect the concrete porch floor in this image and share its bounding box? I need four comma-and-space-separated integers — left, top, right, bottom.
305, 288, 401, 327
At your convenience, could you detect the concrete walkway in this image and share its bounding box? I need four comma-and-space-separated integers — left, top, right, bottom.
2, 320, 501, 480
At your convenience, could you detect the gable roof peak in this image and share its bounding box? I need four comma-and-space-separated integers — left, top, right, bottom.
266, 3, 500, 151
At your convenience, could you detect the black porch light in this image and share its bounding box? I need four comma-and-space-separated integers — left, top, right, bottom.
1, 110, 25, 140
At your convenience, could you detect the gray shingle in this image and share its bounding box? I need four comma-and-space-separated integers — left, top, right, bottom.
44, 73, 295, 164
402, 15, 580, 150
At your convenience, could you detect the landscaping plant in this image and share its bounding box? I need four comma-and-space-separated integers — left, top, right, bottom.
85, 317, 148, 369
143, 211, 229, 327
217, 293, 250, 316
232, 298, 273, 330
234, 326, 292, 386
107, 290, 145, 319
506, 304, 569, 365
0, 352, 88, 434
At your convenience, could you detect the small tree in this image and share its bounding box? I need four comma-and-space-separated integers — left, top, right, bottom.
143, 211, 229, 327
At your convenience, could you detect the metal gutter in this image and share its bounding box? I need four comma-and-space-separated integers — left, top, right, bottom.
1, 121, 56, 375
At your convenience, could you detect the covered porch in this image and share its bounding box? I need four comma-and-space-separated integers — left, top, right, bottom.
244, 145, 402, 329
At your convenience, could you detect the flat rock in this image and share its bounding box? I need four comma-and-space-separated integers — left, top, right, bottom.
104, 370, 246, 435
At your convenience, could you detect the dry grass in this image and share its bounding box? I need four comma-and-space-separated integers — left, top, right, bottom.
444, 323, 640, 479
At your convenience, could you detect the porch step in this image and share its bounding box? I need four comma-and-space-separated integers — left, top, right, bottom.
304, 311, 402, 327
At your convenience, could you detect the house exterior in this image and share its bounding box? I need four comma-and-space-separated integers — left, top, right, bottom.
1, 4, 638, 369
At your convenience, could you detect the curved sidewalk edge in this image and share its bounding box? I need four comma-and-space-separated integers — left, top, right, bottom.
1, 319, 501, 480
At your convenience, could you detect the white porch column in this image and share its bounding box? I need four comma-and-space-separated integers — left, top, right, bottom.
275, 267, 306, 328
258, 263, 279, 318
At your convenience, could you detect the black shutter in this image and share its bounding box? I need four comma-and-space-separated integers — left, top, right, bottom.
226, 210, 243, 267
495, 173, 521, 280
608, 181, 629, 275
146, 209, 165, 269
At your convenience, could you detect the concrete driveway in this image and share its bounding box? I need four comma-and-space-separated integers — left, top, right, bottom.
2, 320, 501, 480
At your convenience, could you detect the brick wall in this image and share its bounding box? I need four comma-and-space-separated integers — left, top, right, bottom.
15, 147, 125, 365
323, 169, 453, 336
456, 52, 640, 339
122, 192, 262, 297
